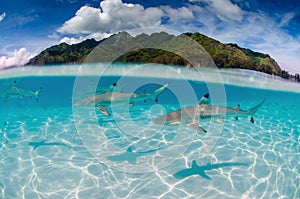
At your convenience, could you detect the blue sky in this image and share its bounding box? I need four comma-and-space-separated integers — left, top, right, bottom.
0, 0, 299, 73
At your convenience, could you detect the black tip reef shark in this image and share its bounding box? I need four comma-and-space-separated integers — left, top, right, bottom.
28, 140, 72, 150
74, 83, 169, 116
154, 93, 265, 133
174, 160, 249, 180
0, 85, 42, 102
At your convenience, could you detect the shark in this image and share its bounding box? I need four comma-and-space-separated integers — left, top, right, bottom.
154, 93, 265, 133
28, 140, 72, 150
106, 146, 164, 164
74, 83, 169, 116
0, 84, 42, 102
173, 160, 249, 180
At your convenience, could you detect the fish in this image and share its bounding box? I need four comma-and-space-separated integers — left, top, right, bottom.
106, 146, 164, 164
74, 83, 169, 116
174, 160, 249, 180
154, 93, 265, 133
0, 85, 42, 102
28, 140, 71, 150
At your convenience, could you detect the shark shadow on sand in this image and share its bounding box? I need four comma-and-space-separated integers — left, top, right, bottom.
106, 146, 164, 164
28, 140, 72, 150
174, 160, 249, 180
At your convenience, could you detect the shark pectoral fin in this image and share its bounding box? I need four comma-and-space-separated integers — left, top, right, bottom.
187, 122, 207, 133
127, 157, 138, 164
97, 106, 110, 116
199, 170, 212, 180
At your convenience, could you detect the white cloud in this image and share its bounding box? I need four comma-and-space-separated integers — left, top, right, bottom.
57, 0, 163, 34
196, 11, 300, 73
60, 32, 112, 44
165, 1, 299, 73
48, 32, 61, 40
0, 48, 36, 69
278, 12, 295, 27
55, 0, 300, 73
161, 6, 195, 23
190, 0, 243, 21
0, 12, 6, 22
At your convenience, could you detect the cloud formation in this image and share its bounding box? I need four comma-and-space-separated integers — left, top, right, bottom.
56, 0, 299, 73
186, 5, 300, 73
60, 32, 112, 44
190, 0, 243, 21
0, 12, 6, 22
0, 48, 36, 69
57, 0, 163, 34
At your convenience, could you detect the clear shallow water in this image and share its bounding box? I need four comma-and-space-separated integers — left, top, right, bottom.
0, 64, 299, 198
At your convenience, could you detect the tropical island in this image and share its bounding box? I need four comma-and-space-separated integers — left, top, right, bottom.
26, 32, 298, 81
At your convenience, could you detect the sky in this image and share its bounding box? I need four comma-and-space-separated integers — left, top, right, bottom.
0, 0, 299, 74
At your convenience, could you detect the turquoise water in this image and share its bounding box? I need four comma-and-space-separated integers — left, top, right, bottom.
0, 64, 299, 198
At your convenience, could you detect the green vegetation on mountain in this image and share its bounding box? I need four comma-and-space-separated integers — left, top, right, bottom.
27, 32, 283, 76
115, 48, 189, 66
185, 32, 282, 75
27, 38, 102, 65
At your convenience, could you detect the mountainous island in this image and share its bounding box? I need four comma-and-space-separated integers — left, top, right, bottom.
27, 32, 286, 77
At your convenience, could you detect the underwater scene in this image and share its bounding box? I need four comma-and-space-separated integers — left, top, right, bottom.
0, 64, 299, 199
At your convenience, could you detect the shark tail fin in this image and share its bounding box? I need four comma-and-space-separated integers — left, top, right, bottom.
246, 99, 265, 116
35, 88, 42, 102
246, 99, 265, 123
152, 83, 169, 102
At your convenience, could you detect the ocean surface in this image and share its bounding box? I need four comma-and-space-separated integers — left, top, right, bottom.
0, 63, 299, 198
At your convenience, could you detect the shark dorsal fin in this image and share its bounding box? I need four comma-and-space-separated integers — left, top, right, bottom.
234, 104, 241, 110
198, 93, 210, 104
192, 160, 198, 168
127, 146, 133, 153
107, 83, 117, 92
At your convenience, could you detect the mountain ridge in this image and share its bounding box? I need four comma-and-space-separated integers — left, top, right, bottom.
26, 32, 283, 76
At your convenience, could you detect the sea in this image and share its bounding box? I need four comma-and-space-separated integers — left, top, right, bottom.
0, 63, 299, 199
